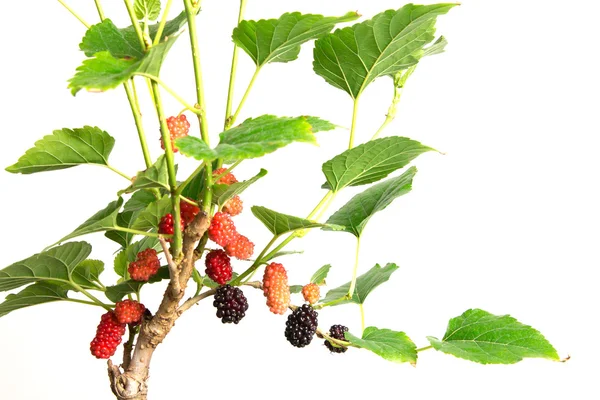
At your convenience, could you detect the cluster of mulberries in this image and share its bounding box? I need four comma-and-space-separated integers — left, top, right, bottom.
161, 114, 190, 153
128, 248, 161, 281
302, 283, 320, 305
90, 311, 126, 359
206, 169, 253, 261
324, 324, 349, 354
114, 300, 146, 325
262, 263, 291, 315
158, 201, 201, 239
213, 285, 249, 324
285, 304, 319, 348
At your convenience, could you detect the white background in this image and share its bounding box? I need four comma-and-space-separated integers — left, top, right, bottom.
0, 1, 598, 399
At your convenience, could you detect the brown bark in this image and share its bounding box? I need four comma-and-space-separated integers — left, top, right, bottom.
107, 212, 210, 400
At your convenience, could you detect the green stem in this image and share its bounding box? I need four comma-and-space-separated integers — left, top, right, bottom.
124, 80, 153, 168
359, 303, 366, 334
347, 237, 361, 298
260, 191, 334, 263
94, 0, 106, 20
70, 282, 112, 311
114, 227, 165, 238
348, 96, 361, 148
372, 66, 415, 140
315, 296, 348, 309
154, 0, 174, 46
224, 0, 248, 130
417, 345, 433, 352
136, 73, 202, 116
229, 67, 261, 129
124, 0, 146, 52
57, 0, 91, 28
106, 164, 132, 181
151, 82, 183, 254
176, 162, 205, 196
192, 269, 203, 297
230, 236, 279, 285
183, 0, 213, 212
67, 298, 114, 308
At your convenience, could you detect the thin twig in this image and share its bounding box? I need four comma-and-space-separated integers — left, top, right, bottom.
177, 288, 216, 314
160, 237, 181, 295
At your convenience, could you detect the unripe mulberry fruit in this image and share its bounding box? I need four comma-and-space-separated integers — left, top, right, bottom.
90, 311, 126, 359
262, 263, 291, 315
302, 283, 320, 305
128, 248, 161, 282
180, 201, 200, 227
114, 299, 146, 325
223, 196, 243, 216
205, 249, 233, 285
224, 234, 254, 260
208, 212, 237, 247
213, 168, 238, 185
285, 304, 318, 348
161, 114, 190, 152
324, 324, 349, 354
213, 285, 249, 324
159, 213, 185, 241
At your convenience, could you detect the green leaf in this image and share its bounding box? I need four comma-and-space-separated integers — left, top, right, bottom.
322, 137, 433, 192
57, 198, 124, 243
130, 195, 171, 231
177, 116, 332, 162
80, 19, 145, 59
313, 4, 457, 98
175, 137, 217, 161
5, 126, 115, 174
106, 190, 156, 247
216, 116, 320, 161
135, 0, 161, 20
106, 267, 170, 302
213, 169, 267, 207
311, 264, 331, 285
325, 167, 416, 237
320, 263, 399, 306
289, 285, 303, 294
427, 309, 560, 365
0, 282, 71, 318
423, 35, 448, 57
114, 236, 161, 277
251, 206, 340, 236
0, 242, 92, 292
181, 168, 206, 201
81, 12, 187, 58
121, 155, 170, 194
346, 327, 417, 365
71, 259, 105, 288
233, 12, 359, 67
69, 36, 178, 95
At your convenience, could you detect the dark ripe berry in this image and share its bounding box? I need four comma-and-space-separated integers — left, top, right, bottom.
208, 212, 238, 247
324, 324, 349, 354
285, 304, 318, 348
90, 311, 126, 359
205, 249, 233, 285
114, 299, 146, 325
213, 168, 238, 185
128, 248, 160, 282
213, 285, 249, 324
161, 114, 190, 152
